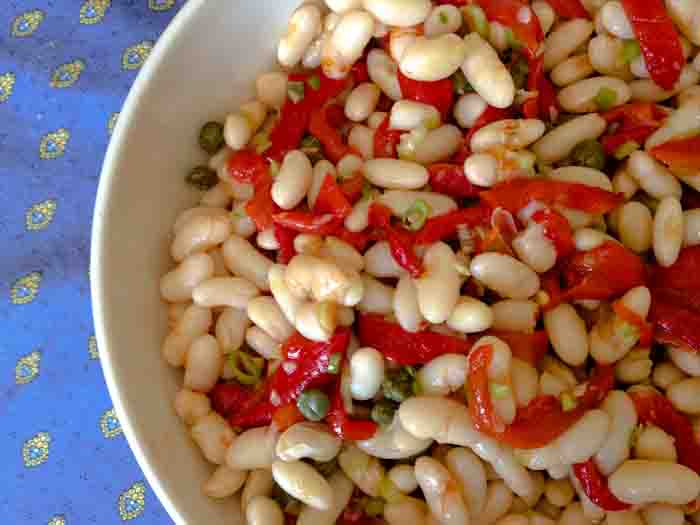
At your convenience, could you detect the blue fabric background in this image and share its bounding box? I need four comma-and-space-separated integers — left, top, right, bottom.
1, 2, 185, 523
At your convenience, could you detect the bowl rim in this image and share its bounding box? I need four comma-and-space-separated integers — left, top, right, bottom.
90, 1, 205, 521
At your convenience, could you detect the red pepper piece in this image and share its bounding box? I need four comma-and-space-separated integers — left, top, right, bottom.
481, 178, 625, 216
523, 56, 559, 122
368, 203, 423, 277
334, 226, 372, 252
649, 298, 700, 352
613, 300, 653, 346
477, 207, 518, 256
572, 459, 631, 511
227, 149, 270, 186
339, 172, 366, 204
428, 163, 480, 198
274, 223, 297, 264
272, 211, 342, 235
601, 126, 658, 155
414, 205, 491, 245
463, 105, 514, 154
210, 382, 256, 418
373, 115, 403, 159
351, 59, 370, 84
543, 0, 590, 18
314, 174, 353, 218
486, 330, 549, 366
357, 313, 473, 365
309, 105, 354, 164
468, 344, 507, 434
630, 390, 700, 473
397, 70, 454, 119
562, 241, 647, 302
602, 102, 666, 128
272, 403, 306, 431
531, 208, 575, 258
650, 137, 700, 171
327, 379, 378, 440
476, 0, 544, 59
246, 180, 280, 231
540, 268, 566, 310
621, 0, 684, 90
651, 247, 700, 290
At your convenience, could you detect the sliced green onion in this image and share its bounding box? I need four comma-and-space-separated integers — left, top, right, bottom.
227, 349, 264, 385
614, 140, 640, 160
439, 11, 449, 24
185, 166, 218, 190
308, 74, 321, 91
615, 319, 640, 347
451, 69, 473, 96
363, 497, 385, 517
504, 27, 522, 51
371, 399, 397, 426
571, 139, 606, 170
287, 80, 305, 103
594, 87, 617, 111
510, 57, 530, 91
465, 4, 488, 38
252, 132, 272, 154
489, 382, 511, 399
560, 392, 578, 412
269, 159, 280, 178
402, 199, 432, 231
327, 352, 342, 374
621, 40, 641, 64
378, 476, 404, 504
361, 182, 376, 202
397, 127, 427, 161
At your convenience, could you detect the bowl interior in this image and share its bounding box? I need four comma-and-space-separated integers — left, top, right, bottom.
91, 0, 297, 522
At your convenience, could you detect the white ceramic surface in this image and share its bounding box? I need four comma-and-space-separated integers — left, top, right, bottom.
91, 1, 297, 522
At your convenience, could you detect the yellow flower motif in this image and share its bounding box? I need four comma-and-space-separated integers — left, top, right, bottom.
0, 72, 16, 103
108, 112, 119, 135
79, 0, 111, 25
15, 350, 41, 385
100, 408, 123, 438
121, 41, 153, 71
11, 272, 42, 305
50, 60, 85, 89
25, 199, 57, 231
22, 432, 51, 467
40, 128, 70, 160
118, 482, 146, 520
11, 10, 45, 37
88, 335, 99, 359
148, 0, 176, 11
48, 515, 66, 525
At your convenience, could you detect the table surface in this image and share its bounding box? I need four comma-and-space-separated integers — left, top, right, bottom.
1, 1, 186, 523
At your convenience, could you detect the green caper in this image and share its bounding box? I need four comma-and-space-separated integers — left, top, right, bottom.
371, 399, 397, 426
185, 166, 218, 190
570, 139, 606, 171
382, 366, 417, 403
510, 57, 529, 91
198, 121, 224, 154
296, 389, 330, 422
312, 457, 338, 477
363, 497, 385, 517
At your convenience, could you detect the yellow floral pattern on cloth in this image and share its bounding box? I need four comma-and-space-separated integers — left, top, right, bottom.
0, 72, 16, 103
25, 199, 57, 231
11, 10, 45, 37
100, 408, 123, 438
79, 0, 111, 25
50, 60, 86, 89
15, 350, 41, 385
118, 482, 146, 520
11, 272, 42, 305
22, 432, 51, 467
121, 41, 153, 71
88, 335, 99, 359
47, 516, 66, 525
39, 129, 70, 160
149, 0, 176, 12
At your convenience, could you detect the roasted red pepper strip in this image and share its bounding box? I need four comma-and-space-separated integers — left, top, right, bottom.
650, 137, 700, 171
351, 59, 369, 84
621, 0, 684, 90
309, 105, 354, 163
543, 0, 590, 19
649, 297, 700, 352
210, 382, 256, 418
562, 241, 647, 302
274, 223, 297, 264
246, 180, 280, 231
651, 247, 700, 290
339, 172, 366, 205
572, 459, 631, 511
272, 212, 342, 235
373, 115, 403, 159
486, 330, 549, 366
358, 313, 472, 365
397, 70, 454, 118
227, 149, 270, 186
481, 178, 625, 215
334, 226, 372, 252
468, 344, 506, 434
272, 403, 306, 432
414, 205, 490, 245
630, 390, 700, 473
602, 102, 666, 128
523, 56, 559, 122
368, 203, 423, 277
463, 105, 514, 154
601, 126, 657, 155
314, 173, 353, 218
327, 378, 378, 440
476, 0, 544, 59
428, 163, 480, 198
531, 208, 575, 258
613, 300, 653, 346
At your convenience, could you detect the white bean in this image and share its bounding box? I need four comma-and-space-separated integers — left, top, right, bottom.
551, 54, 594, 87
454, 93, 488, 129
365, 241, 405, 278
447, 297, 493, 334
200, 183, 232, 208
446, 447, 487, 520
653, 361, 686, 390
415, 242, 461, 324
668, 377, 700, 414
544, 304, 589, 367
247, 296, 294, 342
390, 100, 441, 131
642, 503, 684, 525
684, 209, 700, 246
338, 444, 385, 496
278, 4, 322, 68
512, 222, 558, 274
544, 478, 574, 508
617, 201, 653, 253
379, 190, 457, 218
367, 48, 402, 100
394, 274, 424, 332
470, 253, 540, 299
192, 277, 260, 309
415, 457, 470, 525
364, 158, 429, 189
594, 390, 637, 475
634, 424, 678, 462
161, 332, 192, 367
174, 304, 212, 337
226, 426, 278, 470
190, 412, 235, 465
669, 346, 700, 377
276, 422, 341, 462
471, 119, 546, 153
272, 460, 332, 510
480, 481, 514, 525
383, 497, 428, 525
533, 113, 607, 163
286, 254, 364, 306
174, 389, 211, 425
532, 1, 556, 35
161, 252, 214, 303
222, 235, 273, 291
414, 125, 462, 165
184, 335, 223, 393
268, 264, 303, 326
557, 502, 589, 525
627, 150, 682, 200
461, 33, 515, 109
246, 496, 284, 525
322, 10, 375, 79
241, 469, 274, 511
349, 125, 375, 159
491, 300, 538, 333
272, 150, 313, 210
511, 358, 538, 408
608, 460, 700, 505
543, 19, 594, 71
256, 72, 287, 109
600, 1, 634, 39
345, 82, 381, 122
417, 353, 469, 396
297, 471, 354, 525
558, 76, 630, 113
356, 415, 433, 459
630, 66, 700, 102
349, 347, 385, 400
653, 196, 684, 267
399, 34, 467, 82
362, 0, 431, 27
646, 100, 700, 150
549, 166, 613, 191
424, 4, 462, 37
464, 153, 499, 187
223, 113, 252, 151
203, 465, 247, 499
245, 326, 282, 359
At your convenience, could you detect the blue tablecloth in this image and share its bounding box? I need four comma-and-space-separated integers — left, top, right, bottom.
1, 2, 185, 522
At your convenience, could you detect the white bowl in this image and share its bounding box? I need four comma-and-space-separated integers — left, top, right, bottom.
90, 1, 297, 522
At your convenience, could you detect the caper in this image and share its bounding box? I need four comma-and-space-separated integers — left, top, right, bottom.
185, 166, 218, 190
570, 139, 606, 171
371, 399, 397, 426
296, 389, 330, 422
382, 366, 417, 403
198, 121, 224, 154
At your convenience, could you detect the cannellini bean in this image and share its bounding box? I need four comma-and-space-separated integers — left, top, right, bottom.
669, 346, 700, 377
297, 471, 354, 525
533, 113, 606, 163
161, 253, 214, 303
200, 183, 232, 208
587, 33, 632, 79
390, 100, 441, 131
247, 296, 294, 342
415, 457, 470, 525
208, 248, 229, 277
349, 125, 375, 159
226, 426, 278, 470
276, 422, 341, 462
365, 241, 405, 278
471, 119, 546, 152
399, 34, 467, 82
173, 304, 212, 337
532, 1, 556, 35
617, 201, 653, 253
653, 361, 686, 390
272, 459, 332, 510
173, 206, 229, 236
544, 478, 574, 508
414, 125, 462, 165
322, 9, 374, 78
558, 76, 630, 113
215, 307, 249, 352
367, 49, 402, 100
470, 252, 540, 299
634, 424, 678, 462
544, 19, 594, 71
666, 0, 700, 46
203, 465, 247, 499
594, 390, 637, 475
684, 209, 700, 246
278, 4, 322, 68
230, 202, 256, 238
512, 222, 558, 274
184, 335, 223, 393
296, 301, 338, 342
379, 190, 457, 218
383, 497, 429, 525
463, 153, 498, 188
544, 304, 589, 367
256, 72, 287, 109
223, 113, 252, 151
605, 510, 645, 525
338, 444, 385, 496
388, 464, 418, 493
641, 503, 684, 525
631, 66, 700, 102
345, 82, 381, 122
491, 300, 539, 333
668, 377, 700, 414
646, 100, 700, 150
627, 150, 682, 200
245, 496, 284, 525
480, 481, 514, 525
272, 150, 313, 210
423, 5, 462, 37
349, 347, 385, 400
417, 354, 469, 396
615, 348, 653, 384
612, 167, 639, 200
415, 242, 461, 323
461, 33, 515, 109
609, 460, 700, 505
454, 93, 488, 129
191, 412, 235, 464
600, 1, 634, 38
174, 389, 211, 425
357, 415, 433, 459
362, 0, 431, 26
193, 277, 259, 309
446, 448, 488, 520
394, 274, 423, 332
549, 166, 613, 191
551, 54, 594, 87
319, 237, 364, 273
511, 358, 538, 408
161, 332, 192, 367
245, 326, 282, 359
515, 410, 610, 470
368, 111, 388, 129
167, 302, 189, 328
447, 297, 493, 334
653, 196, 684, 267
286, 254, 363, 307
344, 196, 372, 232
222, 235, 273, 291
268, 264, 303, 326
364, 158, 429, 189
325, 0, 362, 13
242, 469, 274, 511
557, 503, 589, 525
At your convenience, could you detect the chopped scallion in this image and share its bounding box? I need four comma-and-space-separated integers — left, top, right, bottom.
308, 74, 321, 91
402, 199, 432, 231
465, 4, 488, 38
594, 87, 617, 111
269, 159, 280, 178
560, 392, 578, 412
621, 40, 641, 64
489, 382, 511, 399
227, 349, 264, 385
614, 140, 640, 160
327, 352, 342, 374
439, 11, 449, 24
